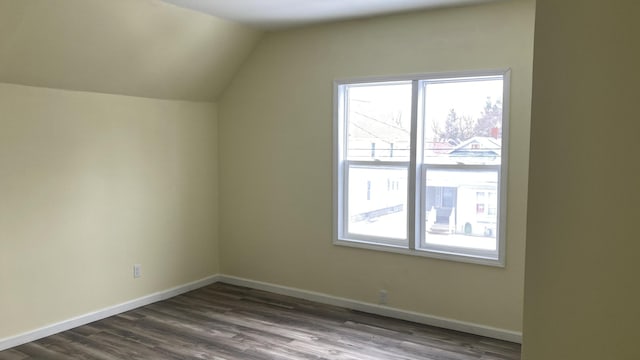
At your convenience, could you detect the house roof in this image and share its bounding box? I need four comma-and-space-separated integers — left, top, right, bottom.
426, 136, 501, 165
348, 105, 410, 144
449, 136, 501, 157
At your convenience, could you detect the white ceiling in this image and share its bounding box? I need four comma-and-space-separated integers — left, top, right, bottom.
161, 0, 500, 29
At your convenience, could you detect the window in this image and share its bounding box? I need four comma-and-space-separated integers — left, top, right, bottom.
334, 70, 509, 266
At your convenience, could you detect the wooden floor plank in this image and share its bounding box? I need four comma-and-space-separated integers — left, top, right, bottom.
0, 283, 520, 359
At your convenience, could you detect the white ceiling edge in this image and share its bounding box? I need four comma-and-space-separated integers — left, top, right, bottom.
161, 0, 502, 30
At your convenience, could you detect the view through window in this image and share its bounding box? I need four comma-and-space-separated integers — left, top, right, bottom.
334, 71, 508, 265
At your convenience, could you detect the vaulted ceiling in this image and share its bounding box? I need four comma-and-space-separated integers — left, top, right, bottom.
0, 0, 503, 102
0, 0, 262, 101
162, 0, 501, 29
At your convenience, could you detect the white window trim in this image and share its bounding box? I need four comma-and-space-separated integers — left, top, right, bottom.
333, 69, 511, 267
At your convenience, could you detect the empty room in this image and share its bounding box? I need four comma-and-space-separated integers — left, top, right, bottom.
1, 0, 638, 359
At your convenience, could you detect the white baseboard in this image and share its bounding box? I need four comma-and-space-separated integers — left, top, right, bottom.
0, 274, 220, 352
0, 273, 521, 352
217, 275, 522, 344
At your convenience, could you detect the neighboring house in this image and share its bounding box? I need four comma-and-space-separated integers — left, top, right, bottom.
426, 136, 501, 238
346, 88, 412, 162
351, 136, 501, 240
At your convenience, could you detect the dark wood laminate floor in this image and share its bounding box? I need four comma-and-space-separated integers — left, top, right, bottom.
1, 283, 520, 360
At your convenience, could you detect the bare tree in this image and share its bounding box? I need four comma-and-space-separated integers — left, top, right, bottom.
432, 99, 502, 143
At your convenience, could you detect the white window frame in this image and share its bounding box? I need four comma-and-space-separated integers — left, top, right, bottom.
333, 70, 510, 267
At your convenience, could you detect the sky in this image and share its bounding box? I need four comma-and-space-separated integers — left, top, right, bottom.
347, 77, 504, 139
423, 78, 504, 139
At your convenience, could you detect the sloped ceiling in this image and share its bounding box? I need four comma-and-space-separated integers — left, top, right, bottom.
162, 0, 502, 29
0, 0, 262, 102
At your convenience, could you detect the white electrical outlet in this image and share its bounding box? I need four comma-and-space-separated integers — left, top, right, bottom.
133, 264, 142, 278
378, 289, 388, 305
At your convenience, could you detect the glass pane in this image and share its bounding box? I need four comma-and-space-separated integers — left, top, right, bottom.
423, 168, 498, 251
346, 82, 412, 161
423, 77, 503, 165
347, 166, 407, 242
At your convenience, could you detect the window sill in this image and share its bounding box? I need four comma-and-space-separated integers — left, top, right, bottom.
333, 238, 505, 268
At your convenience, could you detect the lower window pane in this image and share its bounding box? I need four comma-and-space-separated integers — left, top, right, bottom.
347, 166, 407, 243
423, 168, 498, 252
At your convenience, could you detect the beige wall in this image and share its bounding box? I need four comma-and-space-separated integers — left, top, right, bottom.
523, 1, 640, 359
218, 0, 535, 332
0, 0, 262, 101
0, 83, 219, 339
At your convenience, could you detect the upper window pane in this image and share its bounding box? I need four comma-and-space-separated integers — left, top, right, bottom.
346, 82, 412, 161
423, 77, 503, 165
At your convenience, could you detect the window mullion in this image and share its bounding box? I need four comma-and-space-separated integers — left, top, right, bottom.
335, 84, 348, 241
407, 80, 420, 250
